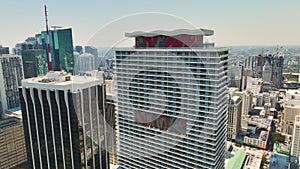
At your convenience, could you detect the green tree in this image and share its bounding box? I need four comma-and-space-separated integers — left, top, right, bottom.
273, 132, 285, 143
260, 154, 268, 169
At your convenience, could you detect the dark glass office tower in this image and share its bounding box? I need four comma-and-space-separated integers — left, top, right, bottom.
19, 43, 48, 78
0, 45, 9, 55
19, 71, 109, 169
41, 28, 75, 74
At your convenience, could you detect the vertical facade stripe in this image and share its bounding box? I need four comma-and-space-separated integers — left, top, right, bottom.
55, 90, 66, 169
80, 89, 88, 169
96, 85, 103, 168
37, 89, 50, 169
64, 91, 74, 169
88, 87, 96, 169
102, 85, 109, 169
22, 88, 36, 169
29, 88, 43, 169
46, 90, 58, 169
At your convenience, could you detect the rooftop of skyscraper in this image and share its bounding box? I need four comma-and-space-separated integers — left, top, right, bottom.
21, 70, 104, 91
125, 28, 214, 37
124, 28, 216, 48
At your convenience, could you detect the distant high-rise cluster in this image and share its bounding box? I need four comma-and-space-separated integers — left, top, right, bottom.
244, 52, 284, 88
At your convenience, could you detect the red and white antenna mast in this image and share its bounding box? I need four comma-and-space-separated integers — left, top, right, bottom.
44, 5, 53, 71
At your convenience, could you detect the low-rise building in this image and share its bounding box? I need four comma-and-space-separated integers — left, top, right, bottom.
244, 130, 269, 149
269, 154, 299, 169
0, 109, 27, 168
237, 116, 271, 149
283, 99, 300, 124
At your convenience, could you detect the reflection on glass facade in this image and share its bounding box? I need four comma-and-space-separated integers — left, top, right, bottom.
19, 73, 109, 169
41, 28, 74, 74
20, 43, 48, 79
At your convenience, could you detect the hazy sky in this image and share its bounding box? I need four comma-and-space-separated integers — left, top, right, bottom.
1, 0, 300, 49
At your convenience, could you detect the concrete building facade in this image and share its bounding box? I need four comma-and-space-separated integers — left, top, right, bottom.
227, 96, 242, 140
0, 55, 24, 118
0, 110, 27, 168
242, 90, 253, 117
115, 29, 229, 169
291, 115, 300, 158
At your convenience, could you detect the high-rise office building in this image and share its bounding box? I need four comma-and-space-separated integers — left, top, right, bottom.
262, 61, 272, 82
75, 53, 96, 74
105, 80, 117, 165
85, 46, 98, 69
41, 28, 74, 74
241, 90, 253, 117
75, 45, 83, 54
0, 45, 9, 55
19, 71, 109, 169
18, 42, 48, 78
0, 55, 24, 118
115, 29, 229, 169
273, 55, 284, 88
0, 109, 27, 168
227, 96, 242, 140
291, 115, 300, 158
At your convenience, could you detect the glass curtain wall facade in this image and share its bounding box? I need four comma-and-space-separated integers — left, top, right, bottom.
19, 74, 109, 169
20, 44, 48, 78
41, 28, 74, 74
115, 47, 229, 169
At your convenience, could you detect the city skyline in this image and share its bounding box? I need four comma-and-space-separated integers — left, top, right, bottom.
1, 0, 300, 49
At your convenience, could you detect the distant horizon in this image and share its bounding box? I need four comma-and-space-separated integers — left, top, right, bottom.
3, 42, 300, 53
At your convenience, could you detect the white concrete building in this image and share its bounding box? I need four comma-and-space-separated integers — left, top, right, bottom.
0, 55, 24, 118
115, 29, 229, 169
291, 115, 300, 158
227, 96, 242, 140
242, 90, 253, 117
283, 99, 300, 124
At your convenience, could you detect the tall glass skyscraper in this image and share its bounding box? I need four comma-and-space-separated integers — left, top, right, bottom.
115, 29, 229, 169
19, 71, 109, 169
41, 28, 75, 74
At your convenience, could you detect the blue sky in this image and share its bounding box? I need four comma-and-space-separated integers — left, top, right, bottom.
1, 0, 299, 48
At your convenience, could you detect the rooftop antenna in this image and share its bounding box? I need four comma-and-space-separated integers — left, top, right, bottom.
51, 26, 62, 30
44, 4, 53, 71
